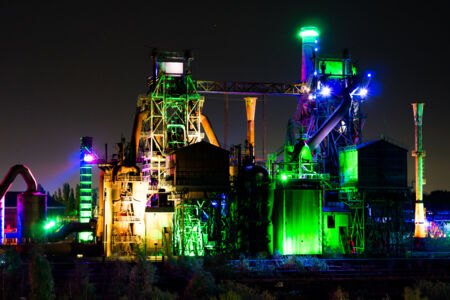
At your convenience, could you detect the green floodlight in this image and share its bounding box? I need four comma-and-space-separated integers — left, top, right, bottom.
299, 27, 320, 39
44, 220, 56, 230
281, 174, 288, 181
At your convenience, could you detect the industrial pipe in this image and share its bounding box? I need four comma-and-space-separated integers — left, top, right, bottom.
244, 97, 257, 158
0, 164, 37, 198
291, 77, 361, 161
128, 109, 149, 166
200, 113, 220, 147
0, 165, 43, 244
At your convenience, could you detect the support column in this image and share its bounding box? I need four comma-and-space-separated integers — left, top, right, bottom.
224, 93, 229, 149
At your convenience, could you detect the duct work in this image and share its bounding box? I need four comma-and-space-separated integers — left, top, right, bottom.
0, 164, 46, 244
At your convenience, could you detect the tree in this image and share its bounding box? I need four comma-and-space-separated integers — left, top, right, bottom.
29, 253, 55, 300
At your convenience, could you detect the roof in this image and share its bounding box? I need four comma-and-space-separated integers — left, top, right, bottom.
356, 138, 408, 152
172, 141, 229, 155
4, 191, 65, 208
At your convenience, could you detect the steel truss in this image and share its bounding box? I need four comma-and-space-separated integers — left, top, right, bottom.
340, 188, 365, 254
138, 74, 203, 190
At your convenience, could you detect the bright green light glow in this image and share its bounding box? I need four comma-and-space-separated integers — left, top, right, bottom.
299, 27, 320, 38
339, 148, 358, 187
44, 220, 56, 230
79, 232, 93, 242
281, 174, 288, 181
273, 189, 322, 255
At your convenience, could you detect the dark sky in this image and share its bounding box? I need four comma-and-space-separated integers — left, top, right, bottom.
1, 1, 449, 193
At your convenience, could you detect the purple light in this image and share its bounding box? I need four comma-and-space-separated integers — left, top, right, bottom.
83, 154, 94, 162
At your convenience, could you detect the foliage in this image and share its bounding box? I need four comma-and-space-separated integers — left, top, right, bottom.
406, 280, 450, 300
183, 269, 217, 299
330, 286, 350, 300
53, 183, 80, 215
203, 255, 236, 280
127, 255, 157, 300
2, 247, 22, 274
275, 254, 328, 272
109, 259, 131, 299
216, 281, 275, 300
404, 286, 427, 300
29, 253, 55, 300
0, 247, 24, 298
63, 262, 95, 300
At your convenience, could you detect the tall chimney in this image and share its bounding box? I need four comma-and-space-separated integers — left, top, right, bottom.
412, 102, 426, 239
299, 27, 320, 82
244, 97, 257, 158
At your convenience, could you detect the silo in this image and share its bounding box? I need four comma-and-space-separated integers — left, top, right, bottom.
17, 192, 47, 244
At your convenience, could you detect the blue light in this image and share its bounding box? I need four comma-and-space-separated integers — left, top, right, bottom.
359, 88, 368, 98
212, 201, 218, 207
314, 47, 319, 52
314, 39, 318, 44
320, 86, 331, 97
367, 72, 372, 78
313, 71, 318, 76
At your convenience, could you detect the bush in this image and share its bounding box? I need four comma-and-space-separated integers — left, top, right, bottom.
406, 280, 450, 300
217, 281, 275, 300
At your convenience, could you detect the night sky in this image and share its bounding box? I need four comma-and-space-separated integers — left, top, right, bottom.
1, 1, 449, 193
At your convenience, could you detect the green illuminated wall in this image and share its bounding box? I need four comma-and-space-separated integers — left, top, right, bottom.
323, 211, 350, 254
272, 188, 322, 255
339, 148, 358, 187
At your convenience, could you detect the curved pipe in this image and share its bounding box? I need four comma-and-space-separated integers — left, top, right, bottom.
291, 77, 361, 161
0, 164, 37, 200
128, 109, 149, 166
200, 113, 220, 147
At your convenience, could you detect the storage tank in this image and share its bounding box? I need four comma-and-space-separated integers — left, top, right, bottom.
17, 191, 47, 244
272, 184, 322, 255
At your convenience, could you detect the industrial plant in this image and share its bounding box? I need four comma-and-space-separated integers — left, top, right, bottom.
0, 27, 434, 260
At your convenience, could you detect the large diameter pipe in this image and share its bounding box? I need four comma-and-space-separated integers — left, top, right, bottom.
0, 165, 37, 199
290, 78, 361, 161
200, 113, 220, 147
412, 102, 426, 238
244, 97, 257, 157
0, 165, 38, 245
128, 109, 149, 166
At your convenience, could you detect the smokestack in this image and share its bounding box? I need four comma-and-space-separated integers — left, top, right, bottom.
299, 27, 320, 82
412, 102, 426, 239
244, 97, 257, 158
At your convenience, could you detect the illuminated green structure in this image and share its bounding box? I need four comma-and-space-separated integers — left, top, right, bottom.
79, 136, 94, 242
272, 184, 323, 255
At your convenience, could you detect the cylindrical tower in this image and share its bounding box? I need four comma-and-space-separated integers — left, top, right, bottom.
299, 27, 320, 82
244, 97, 257, 158
412, 102, 426, 239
